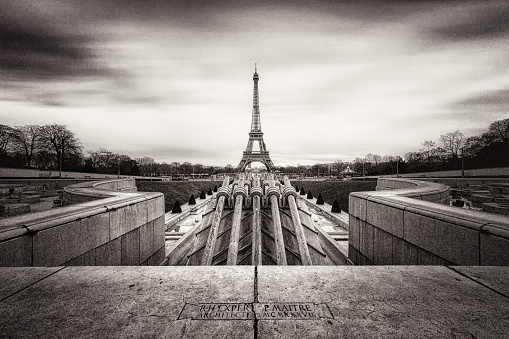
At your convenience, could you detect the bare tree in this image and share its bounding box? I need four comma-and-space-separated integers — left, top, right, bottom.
487, 118, 509, 142
0, 124, 15, 155
136, 156, 155, 166
40, 124, 83, 177
12, 125, 42, 168
439, 130, 464, 158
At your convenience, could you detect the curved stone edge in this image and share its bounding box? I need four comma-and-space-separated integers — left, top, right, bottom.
0, 178, 166, 267
349, 178, 509, 266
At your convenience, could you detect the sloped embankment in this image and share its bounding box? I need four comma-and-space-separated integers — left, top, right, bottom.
290, 180, 377, 213
136, 180, 222, 212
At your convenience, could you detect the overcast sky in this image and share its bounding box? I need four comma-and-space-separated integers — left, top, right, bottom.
1, 0, 508, 166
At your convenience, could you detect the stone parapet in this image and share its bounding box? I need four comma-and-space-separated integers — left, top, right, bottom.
0, 178, 165, 267
350, 178, 509, 266
0, 266, 508, 338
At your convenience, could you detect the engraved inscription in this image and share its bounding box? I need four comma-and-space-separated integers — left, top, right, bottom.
255, 302, 333, 320
179, 303, 254, 320
178, 302, 333, 320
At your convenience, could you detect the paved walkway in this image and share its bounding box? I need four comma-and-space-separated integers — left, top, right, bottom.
1, 266, 508, 338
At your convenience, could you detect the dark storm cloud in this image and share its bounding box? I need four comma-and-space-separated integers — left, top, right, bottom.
429, 2, 509, 41
453, 89, 509, 111
0, 23, 103, 80
0, 0, 110, 81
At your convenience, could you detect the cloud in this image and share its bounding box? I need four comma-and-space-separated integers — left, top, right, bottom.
448, 89, 509, 122
427, 1, 509, 41
2, 0, 509, 166
0, 2, 107, 81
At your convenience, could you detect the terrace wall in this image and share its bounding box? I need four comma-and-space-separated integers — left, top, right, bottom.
349, 178, 509, 266
0, 178, 165, 266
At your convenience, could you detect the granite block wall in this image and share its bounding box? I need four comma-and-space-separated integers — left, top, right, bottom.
350, 178, 509, 266
0, 178, 165, 267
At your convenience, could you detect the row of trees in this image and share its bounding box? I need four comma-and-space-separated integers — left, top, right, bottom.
275, 118, 508, 177
1, 118, 507, 177
135, 157, 238, 177
401, 119, 508, 174
0, 124, 141, 176
0, 123, 242, 177
0, 124, 83, 173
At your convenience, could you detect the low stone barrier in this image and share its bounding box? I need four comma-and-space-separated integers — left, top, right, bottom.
349, 178, 509, 266
0, 178, 165, 267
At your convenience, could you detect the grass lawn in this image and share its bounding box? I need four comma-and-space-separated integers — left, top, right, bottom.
290, 179, 377, 213
136, 179, 377, 214
136, 180, 222, 213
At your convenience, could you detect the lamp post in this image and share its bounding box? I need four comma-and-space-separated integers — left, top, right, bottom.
59, 145, 63, 179
461, 148, 465, 178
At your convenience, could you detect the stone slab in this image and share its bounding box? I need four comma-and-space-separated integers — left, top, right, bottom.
257, 266, 509, 338
0, 266, 255, 338
1, 266, 509, 338
0, 236, 32, 266
0, 267, 62, 300
451, 266, 509, 297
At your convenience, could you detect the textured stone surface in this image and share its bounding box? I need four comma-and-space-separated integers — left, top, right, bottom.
480, 233, 509, 265
404, 210, 479, 265
372, 227, 393, 265
451, 266, 509, 297
0, 266, 254, 338
358, 221, 374, 262
139, 220, 154, 263
1, 266, 508, 338
0, 267, 62, 300
348, 216, 360, 249
366, 198, 405, 238
0, 236, 32, 266
257, 266, 509, 338
95, 237, 122, 266
33, 214, 110, 266
121, 228, 140, 266
392, 236, 418, 265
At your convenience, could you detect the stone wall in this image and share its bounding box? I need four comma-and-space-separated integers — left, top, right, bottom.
394, 166, 509, 178
0, 178, 165, 266
349, 178, 509, 266
0, 167, 119, 179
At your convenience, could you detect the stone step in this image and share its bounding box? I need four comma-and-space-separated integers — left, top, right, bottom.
165, 232, 186, 236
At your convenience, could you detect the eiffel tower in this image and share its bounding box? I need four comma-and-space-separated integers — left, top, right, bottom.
237, 64, 275, 172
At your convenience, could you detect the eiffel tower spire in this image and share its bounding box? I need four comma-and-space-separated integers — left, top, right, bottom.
237, 65, 275, 172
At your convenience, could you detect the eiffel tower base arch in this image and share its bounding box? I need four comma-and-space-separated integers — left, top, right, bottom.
238, 152, 275, 172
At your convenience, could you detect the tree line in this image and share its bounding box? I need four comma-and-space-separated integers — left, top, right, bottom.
0, 123, 239, 176
1, 118, 507, 177
275, 118, 509, 177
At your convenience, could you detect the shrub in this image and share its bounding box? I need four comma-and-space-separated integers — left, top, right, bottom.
207, 188, 213, 195
189, 194, 196, 205
331, 199, 341, 213
307, 190, 313, 199
316, 193, 324, 205
200, 191, 206, 199
172, 200, 182, 213
299, 187, 306, 195
295, 185, 299, 192
213, 185, 218, 192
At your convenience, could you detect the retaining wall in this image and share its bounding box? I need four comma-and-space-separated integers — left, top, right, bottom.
396, 167, 509, 178
349, 178, 509, 266
0, 178, 165, 266
0, 167, 119, 179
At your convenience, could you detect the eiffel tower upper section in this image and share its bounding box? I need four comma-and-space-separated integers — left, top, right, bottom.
237, 64, 275, 172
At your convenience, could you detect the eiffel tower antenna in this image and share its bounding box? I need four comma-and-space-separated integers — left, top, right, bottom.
237, 65, 275, 172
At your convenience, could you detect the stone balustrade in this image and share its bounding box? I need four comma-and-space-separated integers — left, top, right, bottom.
349, 178, 509, 266
0, 178, 165, 267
